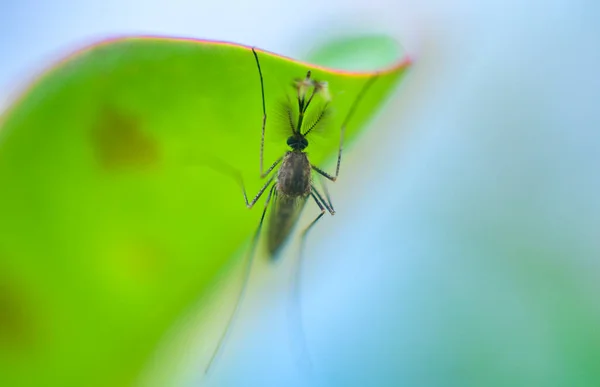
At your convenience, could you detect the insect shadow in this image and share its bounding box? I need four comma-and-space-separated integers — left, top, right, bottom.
203, 47, 378, 375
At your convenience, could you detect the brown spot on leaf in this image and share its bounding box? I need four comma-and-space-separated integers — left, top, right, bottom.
0, 274, 35, 351
92, 107, 159, 170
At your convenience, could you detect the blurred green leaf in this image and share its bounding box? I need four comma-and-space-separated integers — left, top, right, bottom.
307, 34, 406, 71
0, 37, 410, 387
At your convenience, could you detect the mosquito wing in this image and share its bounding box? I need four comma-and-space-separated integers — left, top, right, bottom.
267, 191, 308, 257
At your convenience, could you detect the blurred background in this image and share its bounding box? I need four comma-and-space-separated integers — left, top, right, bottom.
1, 0, 599, 386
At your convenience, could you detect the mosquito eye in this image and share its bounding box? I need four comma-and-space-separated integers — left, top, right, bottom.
286, 136, 295, 147
301, 138, 309, 149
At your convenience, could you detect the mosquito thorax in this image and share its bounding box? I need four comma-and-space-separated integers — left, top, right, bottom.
287, 135, 308, 151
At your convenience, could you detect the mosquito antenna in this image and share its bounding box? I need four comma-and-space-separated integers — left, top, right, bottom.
279, 95, 296, 135
303, 103, 329, 137
303, 86, 319, 112
296, 73, 307, 119
302, 78, 330, 121
285, 98, 295, 133
295, 71, 318, 134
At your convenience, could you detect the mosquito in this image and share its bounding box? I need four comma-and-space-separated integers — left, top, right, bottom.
204, 47, 378, 374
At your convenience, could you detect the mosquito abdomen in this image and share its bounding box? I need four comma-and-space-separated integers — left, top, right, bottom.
277, 151, 311, 196
267, 194, 308, 256
266, 151, 312, 257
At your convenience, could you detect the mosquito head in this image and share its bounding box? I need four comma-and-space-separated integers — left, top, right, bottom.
287, 134, 308, 151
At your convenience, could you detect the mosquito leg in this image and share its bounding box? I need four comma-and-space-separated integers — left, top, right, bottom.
299, 193, 328, 252
205, 182, 277, 374
260, 156, 283, 179
197, 155, 277, 209
251, 47, 281, 179
245, 174, 275, 209
311, 164, 336, 182
310, 75, 379, 182
311, 184, 335, 215
317, 175, 335, 214
287, 192, 330, 379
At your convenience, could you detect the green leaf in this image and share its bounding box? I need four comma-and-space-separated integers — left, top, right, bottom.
0, 37, 410, 387
307, 34, 408, 71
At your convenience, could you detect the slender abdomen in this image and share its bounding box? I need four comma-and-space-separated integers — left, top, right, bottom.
267, 151, 312, 257
277, 151, 311, 196
267, 193, 307, 256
